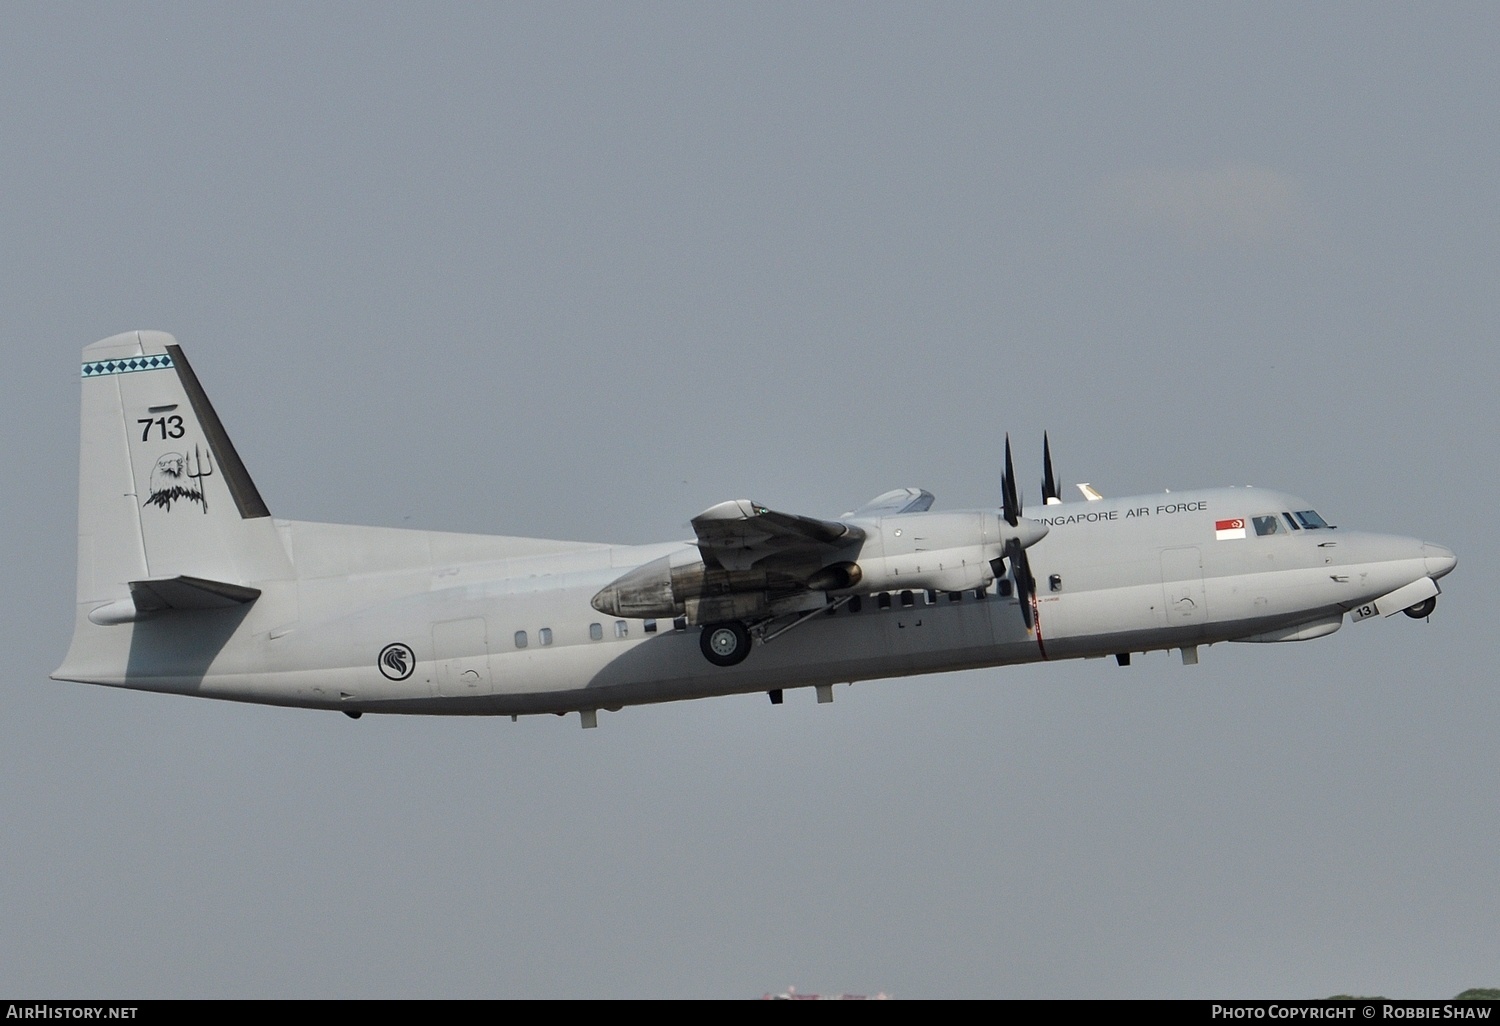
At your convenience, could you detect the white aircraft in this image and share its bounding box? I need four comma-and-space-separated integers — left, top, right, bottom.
54, 331, 1457, 725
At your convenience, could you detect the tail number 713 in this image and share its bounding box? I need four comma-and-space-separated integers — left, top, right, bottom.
138, 415, 185, 441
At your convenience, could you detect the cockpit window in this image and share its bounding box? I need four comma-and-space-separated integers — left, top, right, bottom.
1293, 510, 1331, 529
1252, 515, 1282, 536
1282, 512, 1301, 531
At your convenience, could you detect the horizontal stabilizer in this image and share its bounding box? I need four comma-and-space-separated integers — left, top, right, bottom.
131, 575, 262, 612
88, 576, 261, 625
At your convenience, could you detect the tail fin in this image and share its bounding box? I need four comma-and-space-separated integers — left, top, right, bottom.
70, 331, 291, 612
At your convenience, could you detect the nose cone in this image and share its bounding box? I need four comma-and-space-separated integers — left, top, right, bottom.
1423, 543, 1457, 580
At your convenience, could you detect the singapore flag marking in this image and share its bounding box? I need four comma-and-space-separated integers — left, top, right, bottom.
1215, 518, 1246, 540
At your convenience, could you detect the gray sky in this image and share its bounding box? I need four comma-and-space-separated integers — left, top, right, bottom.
3, 3, 1496, 999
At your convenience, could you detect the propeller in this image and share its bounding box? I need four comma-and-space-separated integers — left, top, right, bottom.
1042, 432, 1061, 505
1000, 434, 1038, 631
1002, 434, 1021, 527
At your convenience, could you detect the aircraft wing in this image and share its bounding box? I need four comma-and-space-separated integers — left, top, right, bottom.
691, 500, 866, 573
843, 487, 935, 518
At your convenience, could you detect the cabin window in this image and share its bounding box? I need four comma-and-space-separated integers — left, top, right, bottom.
1253, 515, 1281, 536
644, 618, 657, 633
539, 627, 553, 646
948, 591, 964, 603
997, 578, 1013, 598
878, 593, 892, 610
900, 590, 915, 608
848, 595, 862, 613
973, 587, 987, 601
673, 616, 687, 631
615, 620, 628, 638
514, 630, 528, 649
590, 622, 604, 641
1049, 574, 1063, 592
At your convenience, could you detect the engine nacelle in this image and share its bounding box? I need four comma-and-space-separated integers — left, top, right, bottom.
833, 509, 1011, 595
839, 550, 997, 595
591, 550, 698, 620
804, 561, 862, 591
592, 549, 811, 623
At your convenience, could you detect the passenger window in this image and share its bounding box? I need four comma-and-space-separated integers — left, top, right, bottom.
973, 587, 987, 601
514, 630, 528, 649
590, 622, 603, 641
878, 593, 892, 610
614, 620, 628, 638
848, 595, 862, 613
673, 616, 687, 631
948, 591, 963, 602
900, 590, 915, 608
1252, 515, 1281, 536
998, 578, 1013, 598
539, 627, 553, 646
644, 619, 657, 633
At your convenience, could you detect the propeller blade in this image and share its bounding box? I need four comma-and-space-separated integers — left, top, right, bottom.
1005, 538, 1035, 632
1002, 434, 1020, 527
1042, 432, 1060, 505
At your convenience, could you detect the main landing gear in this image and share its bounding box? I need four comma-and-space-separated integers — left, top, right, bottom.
700, 620, 752, 666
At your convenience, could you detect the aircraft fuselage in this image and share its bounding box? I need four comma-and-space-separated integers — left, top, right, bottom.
60, 487, 1452, 718
52, 332, 1456, 723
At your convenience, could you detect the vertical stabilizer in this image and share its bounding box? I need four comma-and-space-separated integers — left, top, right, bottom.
71, 331, 291, 606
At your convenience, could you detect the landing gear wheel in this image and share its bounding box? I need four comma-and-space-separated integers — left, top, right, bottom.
1404, 596, 1437, 619
700, 620, 751, 666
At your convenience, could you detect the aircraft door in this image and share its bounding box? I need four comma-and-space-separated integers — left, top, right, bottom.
1160, 547, 1207, 630
432, 617, 492, 697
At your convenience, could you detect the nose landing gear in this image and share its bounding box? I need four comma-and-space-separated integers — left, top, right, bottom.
1404, 596, 1437, 619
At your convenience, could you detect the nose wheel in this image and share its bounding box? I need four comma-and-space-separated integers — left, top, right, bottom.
1404, 596, 1437, 619
700, 620, 752, 666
